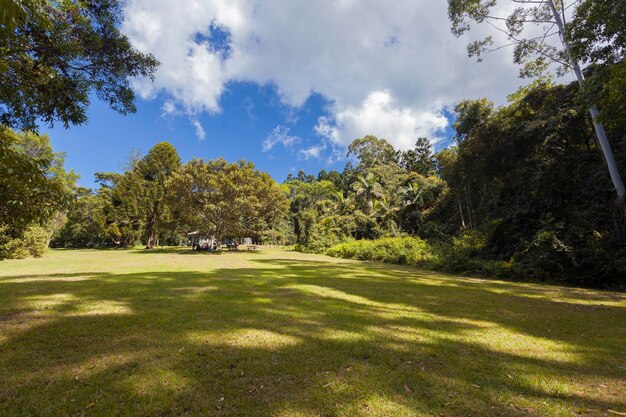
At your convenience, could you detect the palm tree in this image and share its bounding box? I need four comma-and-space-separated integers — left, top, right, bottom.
373, 195, 399, 235
352, 172, 383, 213
400, 182, 425, 215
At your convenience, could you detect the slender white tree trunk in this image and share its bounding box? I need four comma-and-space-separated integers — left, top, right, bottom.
548, 0, 626, 200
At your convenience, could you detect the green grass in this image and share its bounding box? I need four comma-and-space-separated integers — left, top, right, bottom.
0, 248, 624, 416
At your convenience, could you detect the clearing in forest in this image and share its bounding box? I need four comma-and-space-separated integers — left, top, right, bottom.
0, 248, 624, 416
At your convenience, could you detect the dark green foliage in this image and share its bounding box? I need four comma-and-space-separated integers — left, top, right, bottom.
89, 142, 182, 248
434, 78, 626, 286
0, 0, 159, 131
288, 70, 625, 287
430, 230, 509, 278
51, 188, 107, 248
0, 129, 72, 232
0, 128, 74, 259
399, 137, 436, 175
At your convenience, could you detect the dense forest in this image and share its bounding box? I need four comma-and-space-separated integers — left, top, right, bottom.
2, 72, 624, 287
1, 0, 625, 287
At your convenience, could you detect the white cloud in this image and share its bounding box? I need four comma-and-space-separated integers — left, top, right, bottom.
262, 125, 300, 152
122, 0, 529, 150
315, 91, 448, 151
161, 100, 177, 116
191, 118, 206, 141
298, 143, 326, 160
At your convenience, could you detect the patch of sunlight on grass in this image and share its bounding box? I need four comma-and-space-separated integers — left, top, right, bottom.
483, 286, 626, 307
0, 313, 55, 345
358, 393, 420, 416
171, 285, 218, 294
287, 284, 383, 306
188, 328, 301, 350
319, 329, 371, 343
0, 275, 93, 283
275, 410, 311, 417
24, 293, 77, 310
127, 367, 191, 396
467, 326, 581, 363
533, 377, 572, 398
68, 300, 132, 316
367, 324, 433, 343
287, 284, 425, 317
57, 352, 140, 379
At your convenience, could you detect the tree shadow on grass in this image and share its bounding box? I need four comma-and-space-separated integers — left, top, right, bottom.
0, 258, 624, 416
131, 248, 268, 256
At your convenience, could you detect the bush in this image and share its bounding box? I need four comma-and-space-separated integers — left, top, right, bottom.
0, 225, 27, 259
22, 224, 48, 257
326, 237, 434, 266
429, 230, 513, 277
0, 223, 49, 260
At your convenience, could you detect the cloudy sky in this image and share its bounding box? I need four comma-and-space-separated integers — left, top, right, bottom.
48, 0, 532, 189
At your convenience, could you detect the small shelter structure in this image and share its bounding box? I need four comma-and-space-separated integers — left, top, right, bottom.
186, 231, 218, 251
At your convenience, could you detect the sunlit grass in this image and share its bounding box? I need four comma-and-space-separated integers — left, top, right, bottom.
0, 247, 624, 416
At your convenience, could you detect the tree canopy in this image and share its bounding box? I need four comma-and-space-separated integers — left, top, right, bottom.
0, 0, 159, 131
167, 158, 288, 241
0, 127, 76, 258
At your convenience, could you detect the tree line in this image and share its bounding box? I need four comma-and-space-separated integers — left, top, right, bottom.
283, 75, 625, 286
1, 0, 624, 287
1, 133, 290, 254
2, 66, 625, 286
49, 143, 288, 249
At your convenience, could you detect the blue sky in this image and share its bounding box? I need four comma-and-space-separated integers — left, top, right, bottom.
46, 0, 529, 189
46, 86, 456, 190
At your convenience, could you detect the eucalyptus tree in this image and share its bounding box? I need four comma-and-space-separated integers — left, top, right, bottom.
348, 135, 399, 171
448, 0, 626, 201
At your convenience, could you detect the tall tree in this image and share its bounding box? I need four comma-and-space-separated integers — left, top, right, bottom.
100, 142, 181, 249
347, 135, 399, 171
448, 0, 626, 201
134, 142, 181, 248
168, 158, 288, 242
352, 172, 384, 214
400, 137, 436, 175
0, 0, 159, 131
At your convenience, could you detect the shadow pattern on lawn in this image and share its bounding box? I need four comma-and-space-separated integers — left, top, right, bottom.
0, 257, 625, 416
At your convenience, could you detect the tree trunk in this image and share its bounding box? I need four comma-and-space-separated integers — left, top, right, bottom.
457, 194, 466, 229
548, 0, 626, 201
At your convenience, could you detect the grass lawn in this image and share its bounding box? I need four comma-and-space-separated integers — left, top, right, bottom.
0, 248, 624, 416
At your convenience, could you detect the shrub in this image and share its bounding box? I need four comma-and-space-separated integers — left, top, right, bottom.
428, 230, 514, 277
433, 230, 487, 270
0, 225, 27, 259
22, 224, 49, 257
0, 223, 48, 259
326, 237, 434, 266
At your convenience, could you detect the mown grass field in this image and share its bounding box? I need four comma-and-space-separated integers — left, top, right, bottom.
0, 248, 624, 416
